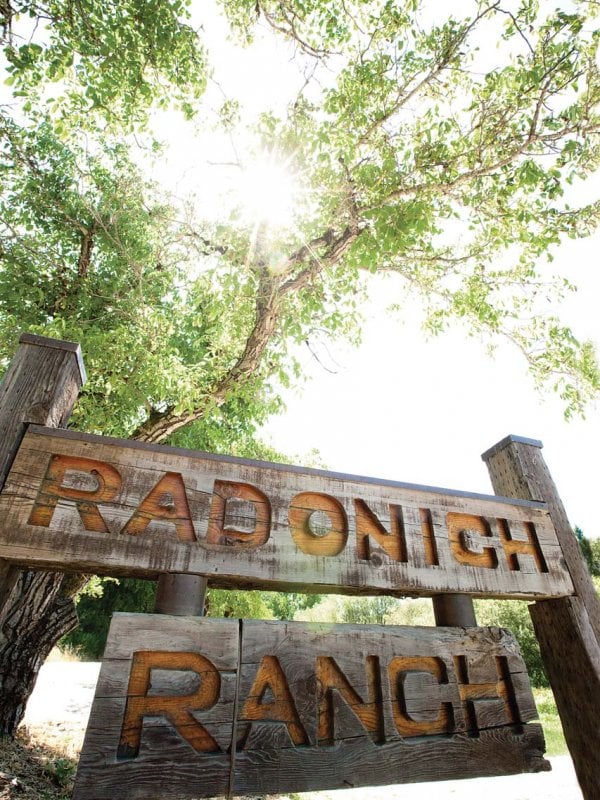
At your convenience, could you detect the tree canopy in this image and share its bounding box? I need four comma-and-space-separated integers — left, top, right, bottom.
1, 0, 599, 445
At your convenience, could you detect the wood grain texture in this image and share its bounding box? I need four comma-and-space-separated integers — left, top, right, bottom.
483, 436, 600, 640
0, 336, 84, 491
483, 435, 600, 800
530, 597, 600, 800
73, 615, 548, 800
0, 426, 573, 599
73, 615, 240, 800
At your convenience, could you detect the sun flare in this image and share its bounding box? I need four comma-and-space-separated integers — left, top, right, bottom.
236, 153, 299, 228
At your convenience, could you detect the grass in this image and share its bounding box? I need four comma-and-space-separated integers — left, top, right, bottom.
0, 729, 77, 800
533, 686, 567, 757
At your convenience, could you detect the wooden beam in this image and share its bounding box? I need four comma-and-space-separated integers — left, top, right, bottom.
73, 614, 548, 800
482, 434, 600, 641
0, 426, 574, 599
530, 596, 600, 799
482, 434, 600, 800
0, 335, 85, 613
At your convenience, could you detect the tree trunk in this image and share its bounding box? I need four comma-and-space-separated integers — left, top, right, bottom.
0, 571, 78, 734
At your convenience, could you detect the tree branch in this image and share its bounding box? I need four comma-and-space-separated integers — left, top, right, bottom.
130, 224, 361, 443
373, 117, 600, 208
77, 220, 97, 277
358, 2, 501, 147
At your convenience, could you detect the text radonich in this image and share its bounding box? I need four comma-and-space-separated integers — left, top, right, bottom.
0, 426, 573, 599
30, 452, 548, 573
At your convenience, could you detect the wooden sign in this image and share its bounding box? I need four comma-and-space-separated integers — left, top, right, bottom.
73, 614, 548, 799
0, 425, 573, 598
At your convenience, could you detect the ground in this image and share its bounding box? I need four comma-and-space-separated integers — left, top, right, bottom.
0, 660, 584, 800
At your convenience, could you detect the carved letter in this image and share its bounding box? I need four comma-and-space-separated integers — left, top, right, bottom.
419, 508, 439, 566
497, 518, 548, 573
447, 513, 498, 569
289, 492, 348, 556
317, 655, 384, 745
388, 656, 454, 737
454, 654, 519, 735
122, 472, 196, 541
28, 454, 121, 532
239, 655, 308, 746
355, 500, 407, 563
206, 480, 271, 549
117, 651, 220, 759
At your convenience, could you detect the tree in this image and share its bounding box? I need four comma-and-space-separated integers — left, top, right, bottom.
341, 596, 398, 625
475, 597, 549, 687
1, 0, 207, 130
1, 0, 599, 735
62, 578, 157, 660
576, 526, 600, 576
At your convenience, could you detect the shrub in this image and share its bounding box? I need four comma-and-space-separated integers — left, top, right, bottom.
475, 598, 548, 687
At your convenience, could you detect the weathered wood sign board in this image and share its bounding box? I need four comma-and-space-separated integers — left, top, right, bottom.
73, 615, 548, 799
0, 426, 573, 598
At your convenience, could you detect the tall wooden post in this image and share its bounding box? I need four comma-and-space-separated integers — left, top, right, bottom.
0, 333, 86, 734
483, 434, 600, 800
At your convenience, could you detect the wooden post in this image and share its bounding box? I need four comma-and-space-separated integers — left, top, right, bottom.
432, 594, 476, 627
0, 333, 86, 734
483, 434, 600, 800
0, 333, 85, 489
155, 574, 207, 616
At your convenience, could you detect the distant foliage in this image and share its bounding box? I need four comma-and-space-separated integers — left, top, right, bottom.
576, 526, 600, 576
386, 598, 435, 628
262, 592, 323, 621
205, 589, 273, 620
341, 596, 398, 625
206, 589, 324, 621
475, 597, 548, 687
295, 594, 434, 627
62, 578, 156, 660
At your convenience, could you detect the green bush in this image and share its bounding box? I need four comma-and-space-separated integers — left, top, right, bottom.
341, 596, 398, 625
205, 589, 273, 620
294, 594, 435, 627
62, 578, 156, 660
475, 598, 547, 687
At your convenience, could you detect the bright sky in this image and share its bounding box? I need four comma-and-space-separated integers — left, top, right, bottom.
261, 255, 600, 536
165, 2, 600, 536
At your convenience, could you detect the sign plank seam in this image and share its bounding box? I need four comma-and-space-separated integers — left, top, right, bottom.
73, 615, 549, 800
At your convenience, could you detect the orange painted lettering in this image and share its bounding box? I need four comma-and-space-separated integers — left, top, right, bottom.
28, 454, 121, 532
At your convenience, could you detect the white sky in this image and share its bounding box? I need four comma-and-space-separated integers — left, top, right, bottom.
163, 2, 600, 536
261, 255, 600, 536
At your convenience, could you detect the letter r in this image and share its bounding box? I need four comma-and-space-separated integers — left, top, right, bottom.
28, 454, 122, 532
117, 651, 221, 759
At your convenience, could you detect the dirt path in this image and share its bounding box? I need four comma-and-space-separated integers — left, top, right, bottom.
21, 661, 583, 800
